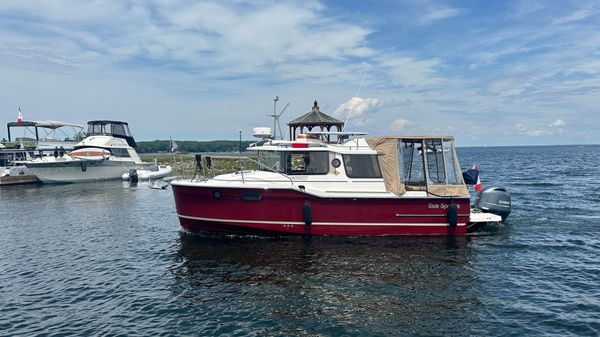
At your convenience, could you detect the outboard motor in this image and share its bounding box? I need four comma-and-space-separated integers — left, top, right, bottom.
473, 186, 511, 221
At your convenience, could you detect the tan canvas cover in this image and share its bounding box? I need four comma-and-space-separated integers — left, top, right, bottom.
427, 184, 469, 197
366, 137, 405, 196
367, 135, 469, 197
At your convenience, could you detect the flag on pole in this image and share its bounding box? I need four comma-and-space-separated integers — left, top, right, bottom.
17, 107, 23, 125
170, 138, 178, 152
475, 173, 484, 192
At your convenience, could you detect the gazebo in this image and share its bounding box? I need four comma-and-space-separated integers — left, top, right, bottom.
287, 100, 344, 142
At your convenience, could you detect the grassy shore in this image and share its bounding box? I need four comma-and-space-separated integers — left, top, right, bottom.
140, 152, 258, 178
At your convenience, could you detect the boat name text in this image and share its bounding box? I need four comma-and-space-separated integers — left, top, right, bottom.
428, 203, 461, 209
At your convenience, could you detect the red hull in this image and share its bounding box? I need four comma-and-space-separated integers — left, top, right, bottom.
172, 185, 471, 236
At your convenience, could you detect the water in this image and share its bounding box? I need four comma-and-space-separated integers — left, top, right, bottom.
1, 145, 599, 336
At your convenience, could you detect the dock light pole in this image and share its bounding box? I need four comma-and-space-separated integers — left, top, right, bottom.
238, 129, 242, 153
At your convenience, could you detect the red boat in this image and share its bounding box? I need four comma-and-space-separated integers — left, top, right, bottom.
172, 132, 510, 236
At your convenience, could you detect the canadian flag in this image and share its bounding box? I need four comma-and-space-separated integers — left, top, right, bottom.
475, 174, 484, 192
17, 107, 23, 125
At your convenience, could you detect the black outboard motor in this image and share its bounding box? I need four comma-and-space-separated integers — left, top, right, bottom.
473, 186, 511, 221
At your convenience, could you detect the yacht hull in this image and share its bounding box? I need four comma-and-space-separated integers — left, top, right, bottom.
172, 185, 471, 236
26, 160, 140, 183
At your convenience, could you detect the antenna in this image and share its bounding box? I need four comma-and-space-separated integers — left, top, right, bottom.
268, 96, 290, 140
344, 70, 369, 129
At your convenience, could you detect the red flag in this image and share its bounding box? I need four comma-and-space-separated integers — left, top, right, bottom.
17, 107, 23, 125
475, 175, 483, 192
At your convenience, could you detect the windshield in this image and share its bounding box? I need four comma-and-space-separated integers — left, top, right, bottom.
87, 122, 131, 137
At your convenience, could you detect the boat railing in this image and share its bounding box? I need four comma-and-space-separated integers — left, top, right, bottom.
196, 154, 294, 186
238, 155, 295, 186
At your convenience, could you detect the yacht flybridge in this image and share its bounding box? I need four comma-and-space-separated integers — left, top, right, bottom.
171, 129, 511, 236
23, 120, 155, 183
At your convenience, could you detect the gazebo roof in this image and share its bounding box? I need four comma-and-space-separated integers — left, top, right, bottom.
288, 100, 344, 126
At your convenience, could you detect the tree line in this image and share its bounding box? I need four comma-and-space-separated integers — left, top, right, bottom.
136, 140, 255, 153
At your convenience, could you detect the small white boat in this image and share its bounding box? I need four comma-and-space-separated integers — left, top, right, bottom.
122, 165, 173, 181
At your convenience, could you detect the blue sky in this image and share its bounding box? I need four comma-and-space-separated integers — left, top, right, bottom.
0, 0, 598, 145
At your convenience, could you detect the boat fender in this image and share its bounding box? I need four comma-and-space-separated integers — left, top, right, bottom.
81, 161, 87, 172
206, 156, 212, 169
303, 200, 312, 226
447, 204, 457, 227
129, 169, 139, 183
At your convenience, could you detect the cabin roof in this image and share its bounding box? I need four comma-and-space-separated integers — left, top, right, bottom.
369, 134, 455, 141
87, 120, 129, 125
288, 100, 344, 126
7, 120, 84, 129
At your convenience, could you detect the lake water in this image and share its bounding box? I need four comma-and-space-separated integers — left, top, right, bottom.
1, 145, 599, 336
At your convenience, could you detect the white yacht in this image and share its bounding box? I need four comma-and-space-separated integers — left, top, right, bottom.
1, 120, 84, 185
23, 120, 154, 183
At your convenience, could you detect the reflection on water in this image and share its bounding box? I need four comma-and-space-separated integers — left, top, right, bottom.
171, 234, 480, 336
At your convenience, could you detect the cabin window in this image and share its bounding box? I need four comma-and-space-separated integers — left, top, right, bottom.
398, 140, 425, 185
286, 151, 329, 175
110, 148, 130, 158
342, 154, 382, 178
443, 140, 462, 184
88, 123, 104, 135
425, 139, 446, 183
112, 124, 126, 136
258, 151, 329, 175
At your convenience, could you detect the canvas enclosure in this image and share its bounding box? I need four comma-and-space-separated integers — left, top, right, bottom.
367, 135, 468, 197
366, 137, 405, 195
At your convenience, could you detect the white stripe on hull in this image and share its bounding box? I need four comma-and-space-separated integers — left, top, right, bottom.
178, 214, 466, 227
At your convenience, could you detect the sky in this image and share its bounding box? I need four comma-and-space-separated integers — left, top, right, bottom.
0, 0, 598, 146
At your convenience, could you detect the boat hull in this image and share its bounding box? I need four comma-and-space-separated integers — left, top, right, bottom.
26, 160, 140, 183
172, 184, 471, 236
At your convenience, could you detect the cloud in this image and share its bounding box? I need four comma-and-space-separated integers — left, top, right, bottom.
554, 9, 597, 25
0, 1, 374, 78
0, 1, 598, 146
516, 123, 547, 136
390, 119, 412, 131
377, 56, 444, 88
417, 8, 461, 25
334, 96, 380, 126
509, 0, 545, 18
516, 118, 567, 137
